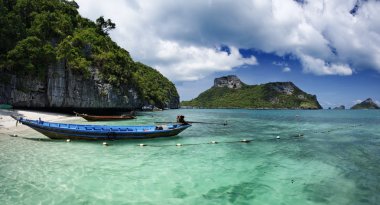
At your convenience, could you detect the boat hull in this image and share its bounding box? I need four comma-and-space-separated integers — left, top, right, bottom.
80, 115, 136, 121
74, 112, 136, 121
17, 118, 191, 140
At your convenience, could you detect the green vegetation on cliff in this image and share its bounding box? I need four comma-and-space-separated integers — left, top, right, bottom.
0, 0, 178, 107
181, 78, 322, 109
133, 63, 178, 108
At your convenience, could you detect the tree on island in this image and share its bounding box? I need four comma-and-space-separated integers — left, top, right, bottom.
96, 16, 116, 35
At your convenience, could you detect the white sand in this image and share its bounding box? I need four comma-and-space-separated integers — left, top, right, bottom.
0, 109, 79, 137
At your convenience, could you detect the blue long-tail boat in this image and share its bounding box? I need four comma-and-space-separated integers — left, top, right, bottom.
11, 115, 191, 140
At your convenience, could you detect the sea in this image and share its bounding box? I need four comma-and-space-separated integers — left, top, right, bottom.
1, 109, 380, 205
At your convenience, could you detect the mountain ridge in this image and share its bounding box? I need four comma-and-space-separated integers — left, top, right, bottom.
181, 75, 322, 109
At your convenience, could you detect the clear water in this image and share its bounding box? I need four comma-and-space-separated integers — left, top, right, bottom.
1, 109, 380, 205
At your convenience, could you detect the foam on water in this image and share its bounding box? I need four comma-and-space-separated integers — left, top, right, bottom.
1, 109, 380, 204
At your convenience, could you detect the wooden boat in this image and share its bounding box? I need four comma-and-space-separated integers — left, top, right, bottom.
74, 111, 136, 121
11, 116, 191, 140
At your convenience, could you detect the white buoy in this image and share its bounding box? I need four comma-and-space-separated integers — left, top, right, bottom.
176, 143, 182, 146
139, 144, 146, 147
103, 142, 109, 146
276, 136, 280, 139
211, 141, 218, 144
240, 139, 251, 143
66, 139, 71, 142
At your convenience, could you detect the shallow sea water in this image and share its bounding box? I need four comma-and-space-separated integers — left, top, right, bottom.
1, 109, 380, 204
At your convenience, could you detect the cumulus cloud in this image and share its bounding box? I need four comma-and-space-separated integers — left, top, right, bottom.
153, 42, 257, 81
76, 0, 380, 81
299, 54, 352, 75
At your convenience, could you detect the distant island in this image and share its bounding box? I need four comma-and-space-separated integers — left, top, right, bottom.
351, 98, 379, 109
181, 75, 322, 109
333, 105, 345, 110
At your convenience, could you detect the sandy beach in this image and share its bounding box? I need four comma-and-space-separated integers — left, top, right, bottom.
0, 109, 79, 138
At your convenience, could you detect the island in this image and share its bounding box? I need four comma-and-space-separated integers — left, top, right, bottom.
351, 98, 380, 109
0, 0, 178, 111
181, 75, 322, 109
333, 105, 346, 110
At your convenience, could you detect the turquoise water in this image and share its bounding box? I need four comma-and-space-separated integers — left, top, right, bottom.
1, 109, 380, 204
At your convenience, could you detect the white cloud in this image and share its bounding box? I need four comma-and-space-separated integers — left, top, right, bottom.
299, 54, 352, 76
153, 42, 257, 81
76, 0, 380, 81
282, 67, 291, 72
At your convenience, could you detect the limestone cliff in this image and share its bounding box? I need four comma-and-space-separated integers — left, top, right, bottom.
0, 62, 179, 109
214, 75, 244, 89
0, 0, 179, 110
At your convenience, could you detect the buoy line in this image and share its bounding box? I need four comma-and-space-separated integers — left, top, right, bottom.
135, 139, 254, 147
294, 124, 363, 135
15, 124, 365, 147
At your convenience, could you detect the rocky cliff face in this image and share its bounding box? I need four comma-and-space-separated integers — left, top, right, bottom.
0, 61, 176, 110
214, 75, 243, 89
351, 98, 379, 109
0, 0, 180, 110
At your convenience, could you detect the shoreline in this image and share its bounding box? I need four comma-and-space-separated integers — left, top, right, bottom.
0, 109, 79, 137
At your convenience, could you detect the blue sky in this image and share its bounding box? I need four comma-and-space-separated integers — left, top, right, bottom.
176, 49, 380, 108
76, 0, 380, 108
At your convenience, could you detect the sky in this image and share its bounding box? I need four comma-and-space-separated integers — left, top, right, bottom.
75, 0, 380, 108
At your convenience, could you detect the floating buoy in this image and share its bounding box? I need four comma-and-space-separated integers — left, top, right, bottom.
66, 139, 71, 142
240, 139, 251, 143
138, 144, 146, 147
276, 136, 280, 139
211, 141, 218, 144
176, 143, 182, 146
103, 142, 109, 146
